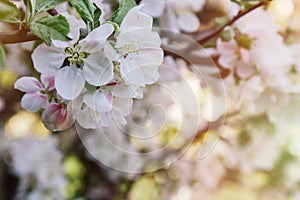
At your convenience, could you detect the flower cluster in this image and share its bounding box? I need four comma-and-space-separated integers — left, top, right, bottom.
15, 6, 163, 131
10, 136, 66, 200
142, 0, 206, 32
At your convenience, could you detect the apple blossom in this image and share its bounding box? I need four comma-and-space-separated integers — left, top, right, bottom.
217, 38, 253, 78
14, 75, 54, 112
32, 13, 115, 100
110, 5, 164, 87
161, 0, 206, 32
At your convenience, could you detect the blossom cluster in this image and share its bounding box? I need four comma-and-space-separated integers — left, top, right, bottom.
142, 0, 206, 32
15, 6, 163, 131
9, 136, 66, 200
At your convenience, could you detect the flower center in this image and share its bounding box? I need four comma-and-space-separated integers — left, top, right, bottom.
64, 45, 88, 66
118, 40, 141, 60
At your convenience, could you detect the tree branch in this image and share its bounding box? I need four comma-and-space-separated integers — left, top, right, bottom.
198, 1, 267, 45
183, 1, 268, 53
0, 27, 39, 45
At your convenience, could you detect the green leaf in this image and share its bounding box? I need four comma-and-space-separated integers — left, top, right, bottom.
35, 0, 66, 14
25, 0, 35, 24
68, 0, 94, 24
112, 0, 137, 25
0, 0, 21, 23
30, 15, 70, 46
93, 3, 102, 29
0, 43, 5, 70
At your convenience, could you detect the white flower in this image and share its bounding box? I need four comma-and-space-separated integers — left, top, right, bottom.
72, 83, 142, 129
235, 8, 279, 38
140, 0, 166, 17
111, 5, 164, 86
217, 39, 253, 78
161, 0, 205, 32
249, 34, 294, 90
32, 13, 115, 100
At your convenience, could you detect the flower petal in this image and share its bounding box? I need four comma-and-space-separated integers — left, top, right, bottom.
120, 59, 145, 86
129, 48, 164, 66
116, 29, 161, 49
40, 74, 55, 90
32, 42, 67, 74
61, 12, 85, 43
112, 97, 133, 119
141, 0, 165, 17
177, 11, 200, 32
83, 53, 114, 86
21, 92, 48, 112
14, 77, 43, 92
112, 84, 143, 99
79, 23, 114, 53
120, 5, 153, 31
42, 103, 74, 131
55, 66, 85, 100
75, 108, 98, 129
140, 64, 160, 84
84, 90, 113, 112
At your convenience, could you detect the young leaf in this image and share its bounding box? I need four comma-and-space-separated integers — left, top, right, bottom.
93, 3, 102, 29
30, 15, 70, 46
68, 0, 94, 24
112, 0, 137, 25
0, 43, 5, 70
35, 0, 66, 14
25, 0, 35, 24
0, 0, 21, 23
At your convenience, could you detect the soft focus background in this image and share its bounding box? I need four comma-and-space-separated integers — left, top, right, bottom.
1, 0, 300, 199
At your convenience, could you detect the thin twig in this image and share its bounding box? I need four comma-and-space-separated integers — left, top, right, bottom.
197, 1, 267, 45
183, 1, 268, 53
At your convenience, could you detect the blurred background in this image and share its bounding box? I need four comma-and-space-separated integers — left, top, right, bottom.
1, 0, 300, 199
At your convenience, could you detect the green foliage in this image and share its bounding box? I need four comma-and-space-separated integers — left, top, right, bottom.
30, 15, 70, 46
25, 0, 66, 23
93, 3, 102, 29
128, 176, 161, 200
64, 155, 86, 200
35, 0, 66, 14
0, 0, 21, 23
68, 0, 103, 31
68, 0, 94, 24
0, 43, 5, 70
25, 0, 34, 23
112, 0, 137, 25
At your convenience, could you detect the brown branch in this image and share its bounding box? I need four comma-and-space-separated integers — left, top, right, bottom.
162, 43, 217, 66
0, 8, 58, 45
0, 26, 39, 45
182, 1, 268, 54
197, 1, 268, 45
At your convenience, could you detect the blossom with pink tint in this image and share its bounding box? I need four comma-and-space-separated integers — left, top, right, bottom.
160, 0, 205, 32
71, 83, 141, 129
235, 8, 279, 38
14, 75, 55, 112
217, 39, 253, 78
42, 103, 74, 131
249, 34, 294, 90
